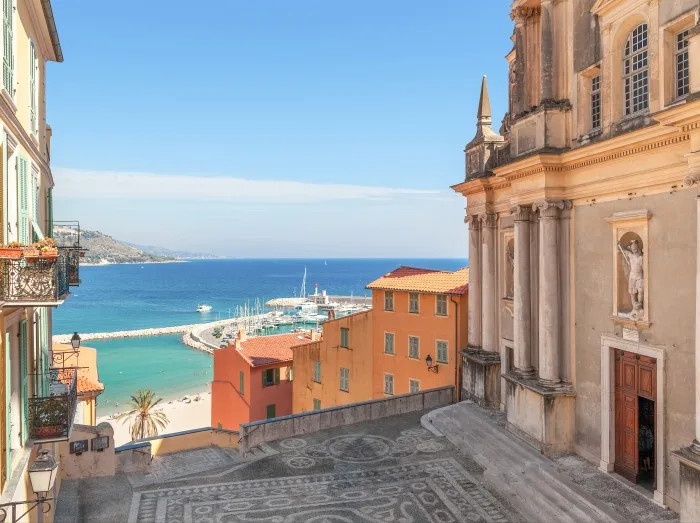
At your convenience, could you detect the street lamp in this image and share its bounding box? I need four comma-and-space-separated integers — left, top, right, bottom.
425, 355, 439, 373
0, 449, 57, 522
70, 332, 81, 351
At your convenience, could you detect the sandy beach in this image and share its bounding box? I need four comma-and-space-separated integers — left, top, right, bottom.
97, 392, 212, 447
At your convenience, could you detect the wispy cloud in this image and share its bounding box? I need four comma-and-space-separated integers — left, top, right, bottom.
54, 168, 449, 204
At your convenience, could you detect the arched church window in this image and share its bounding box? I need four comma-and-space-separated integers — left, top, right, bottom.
623, 23, 649, 116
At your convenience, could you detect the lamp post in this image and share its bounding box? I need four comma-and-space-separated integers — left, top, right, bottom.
425, 355, 439, 374
0, 449, 58, 523
70, 332, 81, 350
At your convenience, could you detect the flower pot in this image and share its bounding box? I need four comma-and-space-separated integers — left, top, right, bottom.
22, 248, 40, 259
39, 250, 59, 260
35, 425, 63, 439
0, 247, 22, 259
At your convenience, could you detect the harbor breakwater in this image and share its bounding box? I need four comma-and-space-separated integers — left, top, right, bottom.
53, 314, 272, 355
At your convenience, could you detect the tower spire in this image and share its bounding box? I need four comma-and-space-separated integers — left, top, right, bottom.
476, 75, 492, 123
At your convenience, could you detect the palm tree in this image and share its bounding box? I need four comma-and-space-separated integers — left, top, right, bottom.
116, 389, 169, 441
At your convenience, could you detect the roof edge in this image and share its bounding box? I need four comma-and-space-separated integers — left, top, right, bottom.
40, 0, 63, 62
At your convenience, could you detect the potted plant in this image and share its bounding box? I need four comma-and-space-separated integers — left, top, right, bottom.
31, 396, 68, 439
0, 242, 24, 259
36, 238, 59, 260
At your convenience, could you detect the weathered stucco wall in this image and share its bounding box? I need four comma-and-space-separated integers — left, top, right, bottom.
659, 0, 698, 25
573, 0, 599, 72
240, 386, 455, 453
574, 188, 696, 506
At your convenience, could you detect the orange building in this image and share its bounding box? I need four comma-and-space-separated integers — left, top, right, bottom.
292, 266, 468, 413
211, 330, 315, 431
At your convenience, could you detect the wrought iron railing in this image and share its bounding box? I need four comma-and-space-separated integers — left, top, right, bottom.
54, 221, 85, 286
0, 252, 70, 303
28, 368, 78, 441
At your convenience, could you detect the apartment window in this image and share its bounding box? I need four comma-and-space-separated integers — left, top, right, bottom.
384, 332, 395, 355
676, 29, 690, 99
340, 367, 349, 392
340, 327, 349, 348
266, 404, 276, 419
384, 291, 394, 311
384, 373, 394, 395
239, 371, 245, 394
409, 292, 420, 313
436, 340, 448, 364
29, 40, 37, 135
2, 0, 13, 96
288, 365, 293, 381
313, 398, 321, 410
262, 368, 280, 387
623, 24, 649, 116
591, 75, 601, 130
313, 360, 321, 383
436, 295, 448, 316
408, 336, 420, 359
409, 379, 420, 393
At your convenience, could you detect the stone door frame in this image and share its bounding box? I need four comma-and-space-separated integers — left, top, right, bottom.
599, 333, 666, 506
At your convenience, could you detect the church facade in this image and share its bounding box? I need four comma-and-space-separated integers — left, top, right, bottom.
453, 0, 700, 517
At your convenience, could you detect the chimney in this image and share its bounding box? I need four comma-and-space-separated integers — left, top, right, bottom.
237, 328, 247, 342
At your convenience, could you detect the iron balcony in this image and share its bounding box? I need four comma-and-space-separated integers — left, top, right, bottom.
28, 368, 78, 442
0, 253, 70, 306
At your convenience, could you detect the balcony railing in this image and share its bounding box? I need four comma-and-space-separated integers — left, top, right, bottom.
53, 221, 86, 287
0, 253, 70, 305
28, 368, 78, 442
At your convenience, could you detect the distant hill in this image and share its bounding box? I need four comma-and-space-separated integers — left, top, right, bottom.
53, 227, 178, 265
125, 242, 220, 260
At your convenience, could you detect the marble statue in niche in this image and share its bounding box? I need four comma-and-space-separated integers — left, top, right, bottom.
617, 233, 644, 319
505, 238, 515, 299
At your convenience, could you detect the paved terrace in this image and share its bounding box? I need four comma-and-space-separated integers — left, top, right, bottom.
56, 404, 678, 523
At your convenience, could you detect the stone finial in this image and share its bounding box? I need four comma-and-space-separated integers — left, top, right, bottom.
477, 76, 492, 123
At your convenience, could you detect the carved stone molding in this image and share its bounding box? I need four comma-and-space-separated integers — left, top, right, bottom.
466, 214, 482, 230
532, 200, 572, 218
479, 212, 498, 228
684, 173, 700, 187
509, 205, 531, 222
510, 6, 541, 21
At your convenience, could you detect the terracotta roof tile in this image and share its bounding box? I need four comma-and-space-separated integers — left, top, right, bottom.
236, 332, 313, 367
366, 266, 469, 295
56, 370, 104, 394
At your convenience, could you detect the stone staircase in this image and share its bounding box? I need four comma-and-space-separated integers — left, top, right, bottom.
422, 402, 677, 523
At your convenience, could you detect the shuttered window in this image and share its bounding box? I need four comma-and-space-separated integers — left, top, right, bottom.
17, 156, 29, 244
339, 368, 349, 392
262, 368, 280, 387
384, 333, 395, 355
409, 292, 419, 313
408, 336, 420, 359
46, 187, 53, 237
29, 41, 36, 135
313, 360, 321, 383
313, 399, 321, 410
437, 340, 449, 364
19, 320, 28, 444
266, 404, 276, 419
409, 379, 420, 393
340, 327, 349, 348
31, 171, 38, 240
436, 295, 448, 316
384, 291, 394, 311
239, 371, 244, 395
384, 374, 394, 395
2, 0, 13, 96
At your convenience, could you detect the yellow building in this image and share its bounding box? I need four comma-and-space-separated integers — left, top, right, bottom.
0, 1, 85, 520
453, 0, 700, 517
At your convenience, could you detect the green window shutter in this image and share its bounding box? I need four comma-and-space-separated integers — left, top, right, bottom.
31, 173, 37, 241
266, 404, 276, 419
274, 367, 280, 384
239, 371, 244, 395
17, 157, 28, 244
262, 370, 266, 388
2, 0, 13, 96
5, 331, 11, 479
19, 320, 28, 443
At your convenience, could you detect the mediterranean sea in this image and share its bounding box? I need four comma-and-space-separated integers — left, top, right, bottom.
53, 258, 465, 414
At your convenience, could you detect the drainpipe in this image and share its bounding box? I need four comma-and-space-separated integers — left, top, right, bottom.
450, 296, 462, 402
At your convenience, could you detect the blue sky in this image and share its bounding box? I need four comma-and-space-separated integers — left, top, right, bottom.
49, 1, 512, 257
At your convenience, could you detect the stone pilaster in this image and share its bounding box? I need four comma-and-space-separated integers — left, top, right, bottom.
467, 214, 482, 350
533, 200, 570, 388
689, 24, 700, 97
480, 212, 498, 354
510, 205, 534, 376
540, 0, 553, 102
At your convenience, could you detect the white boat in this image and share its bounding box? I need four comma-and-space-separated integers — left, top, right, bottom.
197, 304, 212, 312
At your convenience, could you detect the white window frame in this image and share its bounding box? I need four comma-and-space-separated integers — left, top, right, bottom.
436, 295, 448, 316
340, 327, 349, 348
313, 360, 321, 383
384, 332, 395, 355
623, 23, 649, 116
675, 29, 690, 99
409, 292, 420, 314
436, 340, 449, 364
591, 75, 601, 130
384, 373, 394, 395
384, 291, 394, 311
408, 336, 420, 359
409, 379, 420, 393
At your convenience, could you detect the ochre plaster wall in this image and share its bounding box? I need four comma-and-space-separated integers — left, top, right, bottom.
574, 189, 696, 507
211, 345, 251, 431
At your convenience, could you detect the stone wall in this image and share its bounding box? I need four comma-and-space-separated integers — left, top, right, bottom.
58, 423, 116, 480
239, 386, 455, 453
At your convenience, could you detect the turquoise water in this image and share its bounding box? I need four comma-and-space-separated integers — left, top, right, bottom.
53, 259, 465, 415
87, 335, 213, 415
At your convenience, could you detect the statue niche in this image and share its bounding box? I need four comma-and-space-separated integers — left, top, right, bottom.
616, 232, 644, 320
505, 238, 515, 300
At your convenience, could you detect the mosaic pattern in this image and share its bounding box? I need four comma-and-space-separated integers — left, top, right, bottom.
128, 458, 516, 523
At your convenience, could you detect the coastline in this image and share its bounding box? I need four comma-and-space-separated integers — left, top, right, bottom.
81, 259, 189, 267
98, 390, 212, 447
